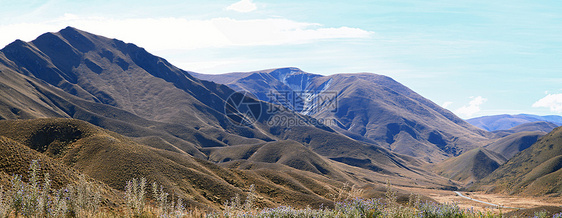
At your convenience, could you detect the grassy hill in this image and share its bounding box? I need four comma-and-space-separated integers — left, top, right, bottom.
0, 118, 352, 209
432, 147, 506, 185
473, 126, 562, 196
485, 131, 545, 159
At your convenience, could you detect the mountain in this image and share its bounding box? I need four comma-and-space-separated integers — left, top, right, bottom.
467, 114, 562, 132
485, 131, 546, 159
473, 126, 562, 196
0, 27, 377, 167
0, 27, 456, 207
491, 121, 558, 138
434, 126, 548, 185
193, 68, 489, 162
432, 147, 506, 185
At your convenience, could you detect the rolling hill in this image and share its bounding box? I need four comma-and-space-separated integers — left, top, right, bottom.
473, 126, 562, 196
0, 118, 354, 209
194, 68, 489, 162
432, 147, 506, 185
485, 131, 546, 159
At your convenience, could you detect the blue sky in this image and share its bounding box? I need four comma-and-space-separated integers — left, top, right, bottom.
1, 0, 561, 119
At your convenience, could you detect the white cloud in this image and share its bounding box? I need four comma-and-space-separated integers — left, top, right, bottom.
0, 15, 373, 52
532, 93, 562, 113
455, 96, 487, 118
441, 101, 453, 109
226, 0, 257, 13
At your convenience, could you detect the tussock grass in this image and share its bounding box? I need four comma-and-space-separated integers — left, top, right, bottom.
2, 161, 561, 218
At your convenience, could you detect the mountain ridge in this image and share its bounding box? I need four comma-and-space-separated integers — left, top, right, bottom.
194, 67, 489, 162
467, 114, 562, 132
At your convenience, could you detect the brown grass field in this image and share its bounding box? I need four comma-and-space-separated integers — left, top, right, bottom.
401, 186, 562, 213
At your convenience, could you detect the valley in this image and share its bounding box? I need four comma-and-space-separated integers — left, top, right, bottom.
409, 188, 562, 213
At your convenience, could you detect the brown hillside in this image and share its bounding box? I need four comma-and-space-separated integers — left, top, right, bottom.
485, 131, 545, 159
194, 68, 489, 162
473, 126, 562, 196
0, 118, 361, 209
433, 147, 506, 185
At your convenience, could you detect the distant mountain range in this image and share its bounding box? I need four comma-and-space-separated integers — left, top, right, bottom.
467, 114, 562, 132
193, 68, 489, 162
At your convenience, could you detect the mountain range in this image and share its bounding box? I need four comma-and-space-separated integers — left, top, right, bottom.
0, 27, 456, 208
467, 114, 562, 132
193, 68, 489, 162
1, 27, 561, 209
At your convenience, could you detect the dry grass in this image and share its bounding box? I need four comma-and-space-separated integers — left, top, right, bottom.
1, 159, 561, 217
0, 118, 364, 210
473, 126, 562, 196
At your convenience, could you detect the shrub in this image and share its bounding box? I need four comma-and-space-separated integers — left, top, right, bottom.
1, 160, 101, 217
125, 177, 146, 216
66, 174, 102, 216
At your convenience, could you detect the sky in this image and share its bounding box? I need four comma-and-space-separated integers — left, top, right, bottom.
1, 0, 561, 119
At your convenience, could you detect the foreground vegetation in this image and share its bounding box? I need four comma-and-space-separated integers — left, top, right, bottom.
0, 160, 561, 217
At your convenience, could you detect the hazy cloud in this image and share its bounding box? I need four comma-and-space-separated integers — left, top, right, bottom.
226, 0, 257, 13
455, 96, 487, 118
532, 93, 562, 113
0, 15, 373, 52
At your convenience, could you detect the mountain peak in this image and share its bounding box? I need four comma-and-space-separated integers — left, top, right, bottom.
62, 26, 79, 31
2, 39, 30, 51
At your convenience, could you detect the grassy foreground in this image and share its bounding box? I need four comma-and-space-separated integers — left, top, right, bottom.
1, 160, 561, 218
